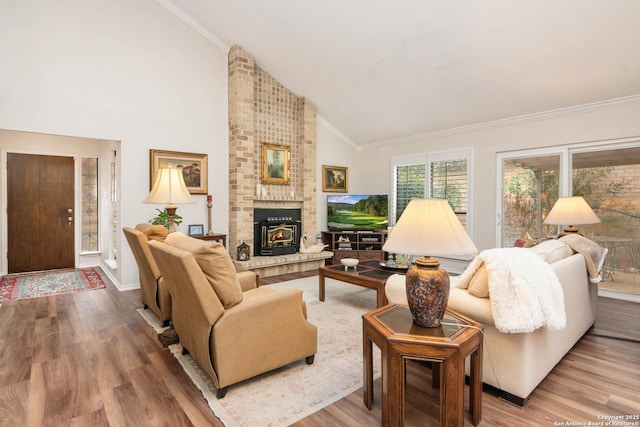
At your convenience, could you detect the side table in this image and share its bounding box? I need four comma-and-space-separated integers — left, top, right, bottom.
194, 233, 226, 248
363, 304, 483, 427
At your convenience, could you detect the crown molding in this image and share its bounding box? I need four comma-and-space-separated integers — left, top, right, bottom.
317, 115, 361, 151
155, 0, 230, 52
361, 94, 640, 150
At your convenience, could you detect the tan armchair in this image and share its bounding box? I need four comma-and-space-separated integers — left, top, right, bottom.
148, 236, 317, 398
122, 225, 172, 326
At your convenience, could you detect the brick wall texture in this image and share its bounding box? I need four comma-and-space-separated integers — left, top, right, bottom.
228, 45, 317, 258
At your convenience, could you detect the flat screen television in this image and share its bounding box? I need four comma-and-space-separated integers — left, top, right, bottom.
327, 194, 389, 231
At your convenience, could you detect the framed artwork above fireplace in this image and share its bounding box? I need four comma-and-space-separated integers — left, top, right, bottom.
261, 143, 290, 185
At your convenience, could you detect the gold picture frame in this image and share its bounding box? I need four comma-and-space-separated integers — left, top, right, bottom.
261, 143, 290, 185
149, 149, 208, 194
322, 165, 348, 192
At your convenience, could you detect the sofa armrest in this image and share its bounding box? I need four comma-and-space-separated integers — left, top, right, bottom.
447, 287, 496, 326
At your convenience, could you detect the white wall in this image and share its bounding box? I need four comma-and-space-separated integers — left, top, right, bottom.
360, 99, 640, 251
3, 1, 639, 285
315, 121, 379, 235
0, 0, 229, 287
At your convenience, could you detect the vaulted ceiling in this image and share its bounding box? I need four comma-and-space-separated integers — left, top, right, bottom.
164, 0, 640, 147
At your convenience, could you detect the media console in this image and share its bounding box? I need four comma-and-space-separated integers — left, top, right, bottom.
322, 230, 387, 263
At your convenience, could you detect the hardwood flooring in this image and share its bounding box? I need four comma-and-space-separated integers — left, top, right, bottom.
0, 269, 638, 426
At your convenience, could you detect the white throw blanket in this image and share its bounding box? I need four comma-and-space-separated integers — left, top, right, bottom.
457, 248, 566, 333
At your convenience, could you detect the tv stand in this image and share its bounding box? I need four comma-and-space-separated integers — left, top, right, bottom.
322, 231, 387, 263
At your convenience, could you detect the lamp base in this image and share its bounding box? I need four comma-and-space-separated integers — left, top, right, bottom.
166, 204, 178, 233
558, 225, 582, 238
405, 256, 450, 327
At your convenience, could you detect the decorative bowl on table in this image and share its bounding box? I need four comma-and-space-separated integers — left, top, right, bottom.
340, 258, 359, 270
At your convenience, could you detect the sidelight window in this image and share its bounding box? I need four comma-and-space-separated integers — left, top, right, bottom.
81, 157, 99, 252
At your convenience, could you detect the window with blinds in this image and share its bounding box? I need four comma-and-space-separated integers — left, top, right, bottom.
392, 156, 469, 230
430, 159, 468, 228
394, 164, 426, 221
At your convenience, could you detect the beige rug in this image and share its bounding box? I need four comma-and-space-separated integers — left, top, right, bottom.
136, 307, 170, 334
140, 276, 381, 426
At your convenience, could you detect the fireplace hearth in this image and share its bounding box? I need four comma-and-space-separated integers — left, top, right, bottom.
254, 208, 301, 256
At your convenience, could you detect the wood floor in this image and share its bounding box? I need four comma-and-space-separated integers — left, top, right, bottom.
0, 269, 638, 427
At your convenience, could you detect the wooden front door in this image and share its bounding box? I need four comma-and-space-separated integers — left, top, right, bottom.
7, 153, 75, 273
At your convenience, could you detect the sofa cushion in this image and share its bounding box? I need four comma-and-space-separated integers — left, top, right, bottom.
466, 263, 490, 298
134, 223, 169, 242
165, 232, 243, 308
135, 223, 151, 233
514, 232, 550, 248
528, 239, 573, 263
145, 225, 169, 242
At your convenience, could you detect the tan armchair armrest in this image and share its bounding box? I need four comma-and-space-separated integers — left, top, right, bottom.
217, 288, 308, 329
233, 261, 248, 272
212, 288, 317, 383
237, 270, 258, 291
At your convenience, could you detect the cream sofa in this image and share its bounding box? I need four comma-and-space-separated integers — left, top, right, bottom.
385, 237, 607, 405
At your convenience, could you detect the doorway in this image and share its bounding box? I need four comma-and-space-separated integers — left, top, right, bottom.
7, 153, 75, 273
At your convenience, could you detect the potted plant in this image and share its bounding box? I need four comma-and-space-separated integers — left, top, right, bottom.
149, 208, 182, 229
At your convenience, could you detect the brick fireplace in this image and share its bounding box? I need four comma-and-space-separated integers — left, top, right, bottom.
228, 45, 320, 268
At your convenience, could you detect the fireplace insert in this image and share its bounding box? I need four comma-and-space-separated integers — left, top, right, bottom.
254, 208, 301, 256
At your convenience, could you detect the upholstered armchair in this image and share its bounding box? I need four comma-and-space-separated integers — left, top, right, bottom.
148, 234, 317, 398
122, 224, 172, 326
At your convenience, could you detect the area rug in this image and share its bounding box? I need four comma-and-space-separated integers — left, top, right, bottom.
141, 276, 382, 427
136, 307, 170, 334
0, 267, 106, 302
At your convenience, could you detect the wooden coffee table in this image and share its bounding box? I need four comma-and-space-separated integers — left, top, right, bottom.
318, 260, 401, 308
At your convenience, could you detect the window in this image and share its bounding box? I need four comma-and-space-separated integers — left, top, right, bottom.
391, 149, 472, 232
81, 157, 99, 252
499, 139, 640, 297
431, 159, 469, 228
394, 164, 426, 221
500, 151, 561, 246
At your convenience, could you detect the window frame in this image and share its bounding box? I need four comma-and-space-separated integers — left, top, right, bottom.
496, 136, 640, 247
390, 147, 474, 238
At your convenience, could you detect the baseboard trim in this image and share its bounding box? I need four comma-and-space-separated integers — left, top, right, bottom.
481, 382, 529, 407
598, 288, 640, 303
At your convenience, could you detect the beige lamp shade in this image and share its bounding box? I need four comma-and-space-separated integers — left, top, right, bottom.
382, 198, 477, 258
383, 198, 477, 327
144, 166, 194, 232
543, 196, 600, 227
144, 166, 194, 206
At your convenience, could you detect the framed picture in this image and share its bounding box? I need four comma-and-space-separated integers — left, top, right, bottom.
149, 149, 208, 194
261, 143, 290, 185
322, 165, 348, 192
188, 224, 204, 237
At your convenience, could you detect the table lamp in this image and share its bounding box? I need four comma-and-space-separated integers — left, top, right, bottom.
543, 196, 600, 237
383, 198, 477, 327
144, 165, 195, 232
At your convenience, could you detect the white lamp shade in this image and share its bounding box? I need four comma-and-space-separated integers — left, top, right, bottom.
382, 198, 477, 257
543, 196, 600, 226
144, 167, 195, 205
